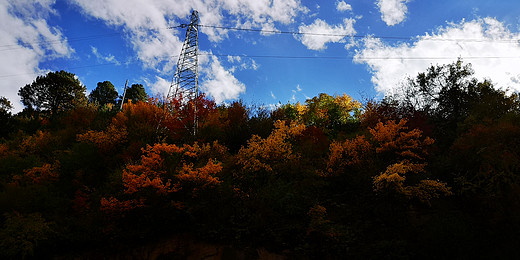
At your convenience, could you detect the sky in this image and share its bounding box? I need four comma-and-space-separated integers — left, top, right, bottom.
1, 0, 520, 113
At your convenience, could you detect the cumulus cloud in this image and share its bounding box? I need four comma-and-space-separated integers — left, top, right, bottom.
71, 0, 186, 74
72, 0, 308, 69
71, 0, 306, 103
298, 18, 356, 50
336, 1, 352, 12
147, 53, 247, 104
0, 0, 73, 112
146, 76, 171, 98
220, 0, 308, 26
200, 55, 246, 103
354, 17, 520, 95
377, 0, 409, 26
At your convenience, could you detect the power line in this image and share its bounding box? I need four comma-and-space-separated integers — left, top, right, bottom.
0, 33, 122, 52
189, 24, 520, 43
2, 53, 520, 80
2, 22, 518, 54
0, 62, 123, 79
198, 24, 409, 40
203, 53, 520, 60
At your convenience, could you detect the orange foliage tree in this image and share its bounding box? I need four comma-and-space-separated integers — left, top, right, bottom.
100, 141, 227, 213
12, 161, 60, 185
326, 135, 372, 175
18, 130, 56, 156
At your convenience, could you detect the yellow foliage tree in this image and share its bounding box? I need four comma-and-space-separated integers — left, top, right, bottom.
369, 120, 451, 203
77, 123, 128, 153
373, 161, 451, 203
237, 120, 305, 173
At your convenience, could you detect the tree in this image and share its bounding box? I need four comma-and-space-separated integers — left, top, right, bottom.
397, 59, 480, 147
369, 120, 451, 203
100, 141, 226, 213
0, 97, 14, 138
0, 96, 12, 114
18, 70, 87, 115
124, 84, 147, 103
89, 81, 118, 106
236, 120, 305, 176
302, 93, 361, 129
0, 212, 54, 259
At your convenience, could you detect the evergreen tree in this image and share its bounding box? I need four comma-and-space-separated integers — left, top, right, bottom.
89, 81, 118, 106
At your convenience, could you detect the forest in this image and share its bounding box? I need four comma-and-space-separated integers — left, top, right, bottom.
1, 60, 519, 259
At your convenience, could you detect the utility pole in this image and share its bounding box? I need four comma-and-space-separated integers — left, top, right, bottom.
120, 79, 128, 110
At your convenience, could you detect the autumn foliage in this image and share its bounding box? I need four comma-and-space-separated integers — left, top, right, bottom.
2, 62, 520, 259
237, 120, 305, 173
101, 141, 226, 213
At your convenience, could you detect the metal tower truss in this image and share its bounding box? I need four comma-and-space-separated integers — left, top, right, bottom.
158, 10, 199, 137
168, 10, 199, 101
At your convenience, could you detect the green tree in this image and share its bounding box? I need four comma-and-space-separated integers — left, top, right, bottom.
89, 81, 118, 106
302, 93, 361, 129
392, 59, 480, 147
18, 70, 87, 115
0, 212, 54, 259
0, 96, 12, 114
124, 84, 147, 103
0, 97, 14, 138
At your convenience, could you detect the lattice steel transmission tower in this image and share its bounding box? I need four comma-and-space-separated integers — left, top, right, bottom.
168, 10, 200, 101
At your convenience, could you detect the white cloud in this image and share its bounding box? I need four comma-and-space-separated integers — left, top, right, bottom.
251, 59, 259, 70
377, 0, 409, 26
146, 76, 171, 98
200, 55, 246, 103
271, 91, 276, 99
268, 103, 281, 111
336, 1, 352, 12
227, 55, 241, 63
354, 17, 520, 95
220, 0, 308, 25
227, 55, 259, 71
72, 0, 308, 70
71, 0, 304, 103
296, 84, 302, 91
260, 20, 277, 36
91, 46, 120, 65
298, 18, 356, 50
0, 0, 73, 112
148, 54, 247, 104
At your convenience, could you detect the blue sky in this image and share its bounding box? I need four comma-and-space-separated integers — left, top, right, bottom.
2, 0, 520, 112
